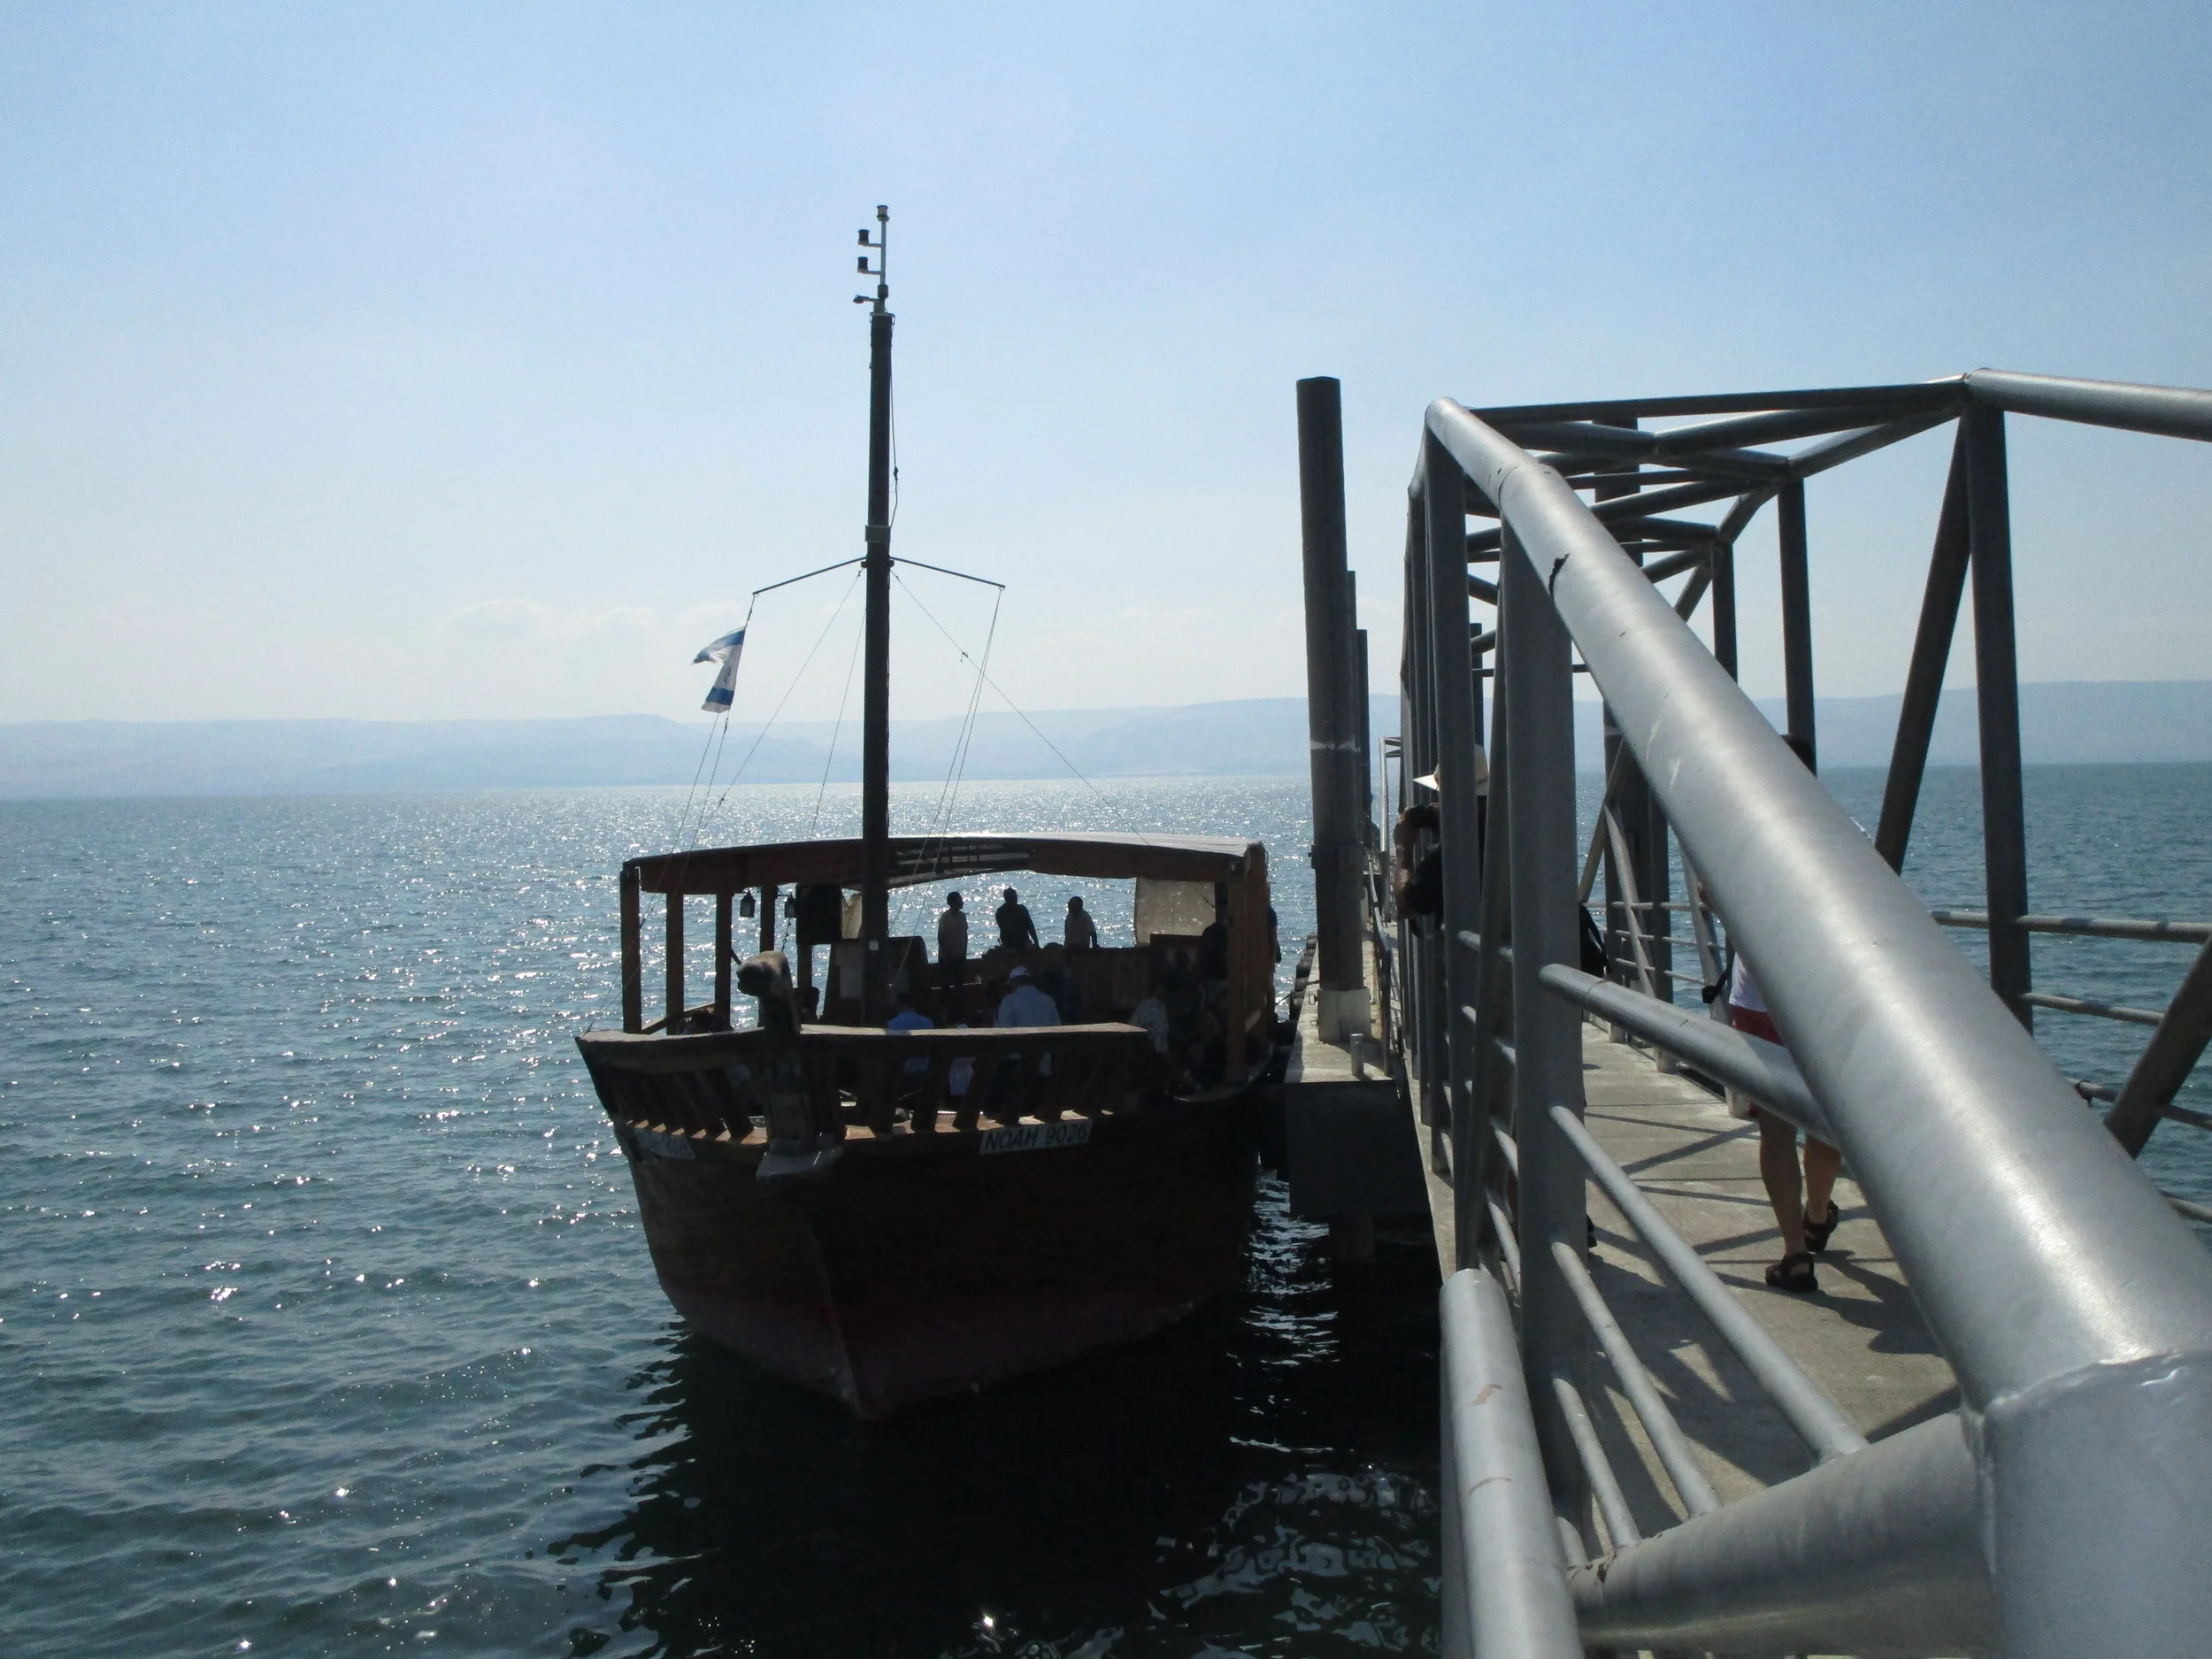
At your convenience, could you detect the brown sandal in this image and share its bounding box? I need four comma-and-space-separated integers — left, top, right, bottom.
1765, 1250, 1818, 1294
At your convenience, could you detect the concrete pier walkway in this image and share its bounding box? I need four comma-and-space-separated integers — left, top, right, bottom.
1426, 1025, 1958, 1534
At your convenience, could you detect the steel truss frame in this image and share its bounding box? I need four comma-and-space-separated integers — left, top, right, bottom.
1395, 371, 2212, 1657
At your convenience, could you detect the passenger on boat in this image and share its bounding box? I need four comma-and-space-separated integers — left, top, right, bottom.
946, 1030, 974, 1102
1037, 942, 1083, 1023
995, 887, 1039, 953
1064, 895, 1099, 952
1128, 983, 1171, 1056
1199, 899, 1230, 982
995, 964, 1058, 1030
993, 964, 1059, 1122
936, 891, 969, 1016
936, 891, 967, 971
887, 987, 933, 1079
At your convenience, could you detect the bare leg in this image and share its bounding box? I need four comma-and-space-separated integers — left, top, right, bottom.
1803, 1138, 1842, 1228
1757, 1109, 1807, 1255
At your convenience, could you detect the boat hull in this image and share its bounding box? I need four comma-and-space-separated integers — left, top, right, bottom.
611, 1104, 1257, 1418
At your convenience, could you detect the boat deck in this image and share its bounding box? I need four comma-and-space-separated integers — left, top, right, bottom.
1423, 1025, 1958, 1528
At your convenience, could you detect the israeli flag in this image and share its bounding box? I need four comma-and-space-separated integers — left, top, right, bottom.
694, 627, 746, 714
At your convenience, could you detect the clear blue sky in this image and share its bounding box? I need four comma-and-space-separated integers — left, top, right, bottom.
4, 3, 2208, 725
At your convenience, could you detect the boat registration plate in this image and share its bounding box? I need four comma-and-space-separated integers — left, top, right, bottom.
979, 1119, 1094, 1156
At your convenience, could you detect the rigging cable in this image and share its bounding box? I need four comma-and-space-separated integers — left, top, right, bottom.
902, 575, 1001, 887
810, 600, 869, 839
692, 565, 867, 844
673, 711, 726, 849
892, 571, 1150, 847
932, 586, 999, 841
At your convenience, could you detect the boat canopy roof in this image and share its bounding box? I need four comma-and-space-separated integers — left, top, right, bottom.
629, 832, 1264, 897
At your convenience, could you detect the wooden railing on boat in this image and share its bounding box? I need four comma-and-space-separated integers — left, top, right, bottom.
613, 833, 1276, 1085
579, 1022, 1165, 1141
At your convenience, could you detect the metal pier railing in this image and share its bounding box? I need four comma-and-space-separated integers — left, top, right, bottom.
1380, 371, 2212, 1657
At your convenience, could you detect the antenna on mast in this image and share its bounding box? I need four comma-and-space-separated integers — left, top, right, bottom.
854, 204, 889, 313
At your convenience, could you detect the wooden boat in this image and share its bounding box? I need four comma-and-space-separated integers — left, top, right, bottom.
577, 832, 1277, 1418
574, 216, 1276, 1417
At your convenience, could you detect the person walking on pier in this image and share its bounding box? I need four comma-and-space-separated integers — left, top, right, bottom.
995, 887, 1039, 954
1730, 734, 1843, 1294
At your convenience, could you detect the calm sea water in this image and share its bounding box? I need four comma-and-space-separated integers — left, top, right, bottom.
7, 764, 2211, 1657
0, 778, 1440, 1659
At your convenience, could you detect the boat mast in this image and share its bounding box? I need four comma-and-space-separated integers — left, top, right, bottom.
856, 204, 894, 1024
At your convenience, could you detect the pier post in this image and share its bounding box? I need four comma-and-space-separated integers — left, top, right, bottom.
1966, 405, 2032, 1027
666, 891, 686, 1031
1500, 518, 1592, 1530
1345, 628, 1363, 849
620, 864, 643, 1033
1297, 376, 1370, 1042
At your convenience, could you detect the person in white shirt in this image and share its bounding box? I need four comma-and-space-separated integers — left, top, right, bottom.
995, 965, 1060, 1030
936, 892, 968, 968
1064, 895, 1100, 952
1127, 984, 1171, 1056
936, 891, 969, 1018
992, 964, 1061, 1122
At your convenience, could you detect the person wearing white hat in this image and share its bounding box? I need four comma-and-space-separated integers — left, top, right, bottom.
995, 964, 1058, 1030
990, 964, 1062, 1124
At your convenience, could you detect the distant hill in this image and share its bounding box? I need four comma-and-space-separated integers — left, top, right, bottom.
1571, 680, 2212, 771
4, 682, 2209, 799
0, 698, 1398, 799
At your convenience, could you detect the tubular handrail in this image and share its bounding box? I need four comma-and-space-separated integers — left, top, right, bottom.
1539, 964, 1832, 1142
1567, 1413, 1994, 1655
1438, 1269, 1585, 1659
1548, 1238, 1722, 1517
1931, 907, 2212, 944
2023, 989, 2166, 1027
1549, 1370, 1640, 1547
1549, 1103, 1867, 1463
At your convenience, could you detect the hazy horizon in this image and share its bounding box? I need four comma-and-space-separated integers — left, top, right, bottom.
11, 680, 2212, 799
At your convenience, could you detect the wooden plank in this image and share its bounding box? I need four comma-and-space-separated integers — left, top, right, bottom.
620, 865, 644, 1033
665, 891, 686, 1033
713, 891, 733, 1026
